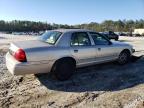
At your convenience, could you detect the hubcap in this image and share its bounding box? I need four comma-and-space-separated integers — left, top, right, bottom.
119, 53, 128, 63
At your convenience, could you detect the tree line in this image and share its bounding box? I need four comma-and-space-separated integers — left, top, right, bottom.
0, 19, 144, 32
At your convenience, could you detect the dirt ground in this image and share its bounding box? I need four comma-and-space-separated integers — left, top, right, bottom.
0, 34, 144, 108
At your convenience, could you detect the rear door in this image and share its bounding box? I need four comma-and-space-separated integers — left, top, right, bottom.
70, 32, 96, 67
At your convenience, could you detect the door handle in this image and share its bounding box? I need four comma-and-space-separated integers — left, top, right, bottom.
98, 48, 101, 51
74, 49, 78, 53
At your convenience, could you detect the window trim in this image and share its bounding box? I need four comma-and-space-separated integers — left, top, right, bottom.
70, 32, 92, 47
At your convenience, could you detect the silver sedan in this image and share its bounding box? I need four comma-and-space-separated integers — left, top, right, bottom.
6, 29, 135, 80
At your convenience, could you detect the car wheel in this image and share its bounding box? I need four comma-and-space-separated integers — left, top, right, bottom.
54, 59, 75, 81
118, 50, 130, 65
115, 38, 118, 41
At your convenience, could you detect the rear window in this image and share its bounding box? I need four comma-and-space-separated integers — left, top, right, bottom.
38, 31, 62, 45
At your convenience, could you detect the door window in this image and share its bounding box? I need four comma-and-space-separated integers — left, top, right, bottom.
90, 33, 109, 45
71, 32, 91, 46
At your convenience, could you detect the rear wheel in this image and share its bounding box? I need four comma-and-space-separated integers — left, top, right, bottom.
118, 50, 130, 65
53, 59, 75, 81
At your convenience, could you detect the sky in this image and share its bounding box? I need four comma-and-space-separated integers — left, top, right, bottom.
0, 0, 144, 25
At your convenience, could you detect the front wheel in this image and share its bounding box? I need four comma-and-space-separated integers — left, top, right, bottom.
118, 50, 130, 65
115, 38, 118, 41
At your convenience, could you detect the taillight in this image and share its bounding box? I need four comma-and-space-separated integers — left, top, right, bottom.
14, 49, 27, 62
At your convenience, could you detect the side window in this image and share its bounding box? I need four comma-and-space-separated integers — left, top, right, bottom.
90, 33, 109, 45
71, 32, 91, 46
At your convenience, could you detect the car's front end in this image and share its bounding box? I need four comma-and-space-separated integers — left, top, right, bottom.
112, 41, 135, 55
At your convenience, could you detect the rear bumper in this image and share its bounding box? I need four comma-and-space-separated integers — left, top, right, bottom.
5, 53, 52, 75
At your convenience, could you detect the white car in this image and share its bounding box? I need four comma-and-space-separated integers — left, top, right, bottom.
6, 29, 135, 80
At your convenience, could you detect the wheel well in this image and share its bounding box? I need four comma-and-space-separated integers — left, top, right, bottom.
57, 57, 76, 65
121, 49, 131, 55
51, 57, 76, 72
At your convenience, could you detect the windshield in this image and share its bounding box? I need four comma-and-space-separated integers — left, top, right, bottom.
38, 31, 62, 45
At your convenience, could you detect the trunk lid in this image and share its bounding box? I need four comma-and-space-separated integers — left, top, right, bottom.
9, 40, 53, 62
12, 40, 52, 50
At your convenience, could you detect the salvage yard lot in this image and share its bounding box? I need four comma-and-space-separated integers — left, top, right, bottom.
0, 33, 144, 108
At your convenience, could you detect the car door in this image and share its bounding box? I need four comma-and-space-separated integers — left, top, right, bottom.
70, 32, 96, 67
89, 32, 118, 62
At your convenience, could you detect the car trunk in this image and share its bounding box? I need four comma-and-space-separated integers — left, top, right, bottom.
9, 40, 53, 62
12, 40, 52, 49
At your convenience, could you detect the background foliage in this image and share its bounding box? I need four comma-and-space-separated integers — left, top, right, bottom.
0, 19, 144, 32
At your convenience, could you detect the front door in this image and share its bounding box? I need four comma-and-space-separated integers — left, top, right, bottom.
89, 32, 118, 62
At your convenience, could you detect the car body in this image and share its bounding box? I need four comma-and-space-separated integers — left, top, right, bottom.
6, 29, 135, 80
101, 31, 119, 41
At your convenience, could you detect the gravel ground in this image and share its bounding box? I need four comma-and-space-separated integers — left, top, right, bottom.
0, 34, 144, 108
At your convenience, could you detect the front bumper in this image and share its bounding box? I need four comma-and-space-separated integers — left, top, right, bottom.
132, 48, 135, 53
5, 53, 52, 75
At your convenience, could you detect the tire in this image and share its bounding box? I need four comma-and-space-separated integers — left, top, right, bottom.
115, 38, 118, 41
118, 50, 130, 65
53, 59, 75, 81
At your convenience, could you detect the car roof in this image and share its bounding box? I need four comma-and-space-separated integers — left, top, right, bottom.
50, 29, 94, 33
